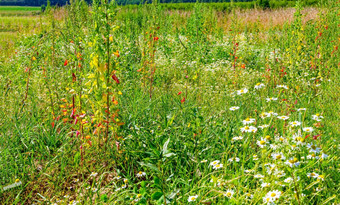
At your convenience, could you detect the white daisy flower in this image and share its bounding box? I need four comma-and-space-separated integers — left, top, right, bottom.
277, 116, 289, 120
224, 189, 234, 198
90, 172, 98, 177
229, 106, 240, 111
307, 172, 319, 178
237, 88, 248, 95
242, 118, 256, 125
297, 108, 306, 111
266, 97, 278, 102
307, 154, 319, 159
267, 111, 278, 116
210, 160, 220, 167
284, 177, 293, 183
258, 124, 269, 129
289, 121, 301, 127
261, 182, 270, 188
271, 153, 286, 160
254, 174, 264, 178
277, 85, 288, 89
136, 171, 146, 178
263, 196, 274, 204
307, 143, 321, 153
254, 83, 265, 89
266, 190, 281, 200
312, 114, 323, 121
212, 163, 223, 170
188, 195, 198, 202
285, 158, 300, 167
303, 127, 314, 132
257, 137, 267, 148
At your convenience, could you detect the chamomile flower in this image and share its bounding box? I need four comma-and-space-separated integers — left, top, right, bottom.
289, 121, 301, 127
90, 172, 98, 177
277, 116, 289, 120
266, 97, 278, 102
246, 193, 254, 199
263, 196, 274, 204
277, 85, 288, 89
228, 157, 240, 162
307, 154, 319, 159
210, 160, 220, 167
201, 159, 208, 163
320, 153, 328, 159
307, 172, 319, 178
267, 190, 281, 200
259, 124, 269, 129
297, 108, 306, 111
242, 118, 256, 125
285, 158, 300, 167
261, 182, 270, 188
212, 163, 223, 170
91, 187, 98, 192
232, 136, 243, 141
240, 126, 257, 133
224, 189, 234, 198
237, 88, 248, 95
284, 177, 293, 183
303, 127, 314, 132
312, 114, 324, 121
317, 175, 325, 181
188, 195, 198, 202
229, 106, 240, 111
271, 153, 286, 160
136, 171, 146, 178
267, 111, 278, 117
254, 174, 264, 178
257, 137, 267, 148
307, 143, 321, 153
254, 83, 265, 89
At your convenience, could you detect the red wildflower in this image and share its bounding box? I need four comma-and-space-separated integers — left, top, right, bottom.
64, 59, 68, 66
181, 97, 185, 103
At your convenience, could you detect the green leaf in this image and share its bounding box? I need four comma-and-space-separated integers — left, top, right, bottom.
163, 137, 170, 154
154, 176, 161, 186
151, 191, 163, 200
163, 152, 176, 158
139, 162, 160, 173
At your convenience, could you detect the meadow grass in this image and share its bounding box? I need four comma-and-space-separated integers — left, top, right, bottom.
0, 0, 339, 204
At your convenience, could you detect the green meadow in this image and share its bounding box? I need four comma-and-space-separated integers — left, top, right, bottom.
0, 1, 339, 204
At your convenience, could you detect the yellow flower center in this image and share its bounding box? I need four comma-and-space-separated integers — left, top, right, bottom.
271, 193, 276, 197
276, 155, 281, 159
260, 140, 265, 145
311, 145, 316, 150
226, 192, 231, 197
265, 135, 271, 140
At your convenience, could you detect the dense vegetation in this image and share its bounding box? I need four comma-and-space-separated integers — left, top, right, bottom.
0, 0, 318, 7
0, 0, 339, 204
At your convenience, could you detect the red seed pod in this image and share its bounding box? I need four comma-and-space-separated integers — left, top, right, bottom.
181, 97, 185, 103
177, 91, 182, 95
72, 73, 76, 82
112, 74, 120, 84
64, 59, 68, 66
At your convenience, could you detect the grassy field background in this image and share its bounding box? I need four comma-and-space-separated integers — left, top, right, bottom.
0, 1, 339, 204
